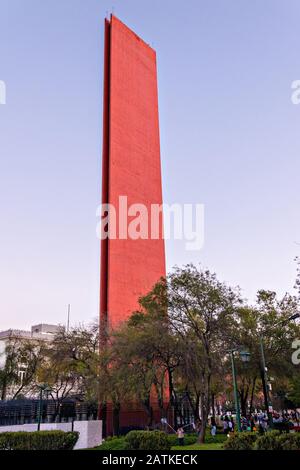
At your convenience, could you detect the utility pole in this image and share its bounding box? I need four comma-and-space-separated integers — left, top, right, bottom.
230, 350, 242, 432
67, 304, 71, 332
37, 386, 43, 431
259, 335, 273, 428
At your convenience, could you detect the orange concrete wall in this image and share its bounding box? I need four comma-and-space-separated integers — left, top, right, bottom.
100, 15, 165, 331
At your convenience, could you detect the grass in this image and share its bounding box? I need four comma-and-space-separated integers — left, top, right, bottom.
91, 433, 227, 451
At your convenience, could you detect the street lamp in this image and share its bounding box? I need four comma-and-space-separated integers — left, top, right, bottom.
288, 313, 300, 321
240, 350, 251, 363
228, 349, 251, 433
37, 384, 52, 431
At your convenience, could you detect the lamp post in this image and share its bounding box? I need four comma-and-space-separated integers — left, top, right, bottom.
37, 384, 51, 431
228, 349, 251, 433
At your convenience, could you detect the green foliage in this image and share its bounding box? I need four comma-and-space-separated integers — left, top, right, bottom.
255, 431, 300, 450
0, 338, 46, 400
38, 325, 100, 401
277, 433, 300, 450
0, 431, 79, 450
288, 376, 300, 408
224, 430, 300, 451
125, 430, 171, 450
97, 430, 228, 450
96, 435, 127, 450
254, 430, 281, 450
167, 433, 198, 447
223, 432, 258, 450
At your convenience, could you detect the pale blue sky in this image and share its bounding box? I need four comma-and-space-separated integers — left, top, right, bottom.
1, 0, 300, 330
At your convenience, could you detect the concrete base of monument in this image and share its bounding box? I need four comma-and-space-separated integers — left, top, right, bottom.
100, 402, 174, 437
0, 420, 103, 449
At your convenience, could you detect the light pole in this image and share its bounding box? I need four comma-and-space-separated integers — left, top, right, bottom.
259, 312, 300, 429
228, 349, 251, 433
37, 384, 51, 431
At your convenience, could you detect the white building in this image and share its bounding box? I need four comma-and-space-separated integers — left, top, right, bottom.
0, 324, 61, 383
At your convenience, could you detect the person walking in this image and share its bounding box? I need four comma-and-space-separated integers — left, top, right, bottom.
223, 416, 229, 434
230, 416, 235, 432
211, 417, 217, 438
177, 427, 185, 446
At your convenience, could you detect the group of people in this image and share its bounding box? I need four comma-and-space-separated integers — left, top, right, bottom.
175, 409, 300, 445
221, 410, 300, 434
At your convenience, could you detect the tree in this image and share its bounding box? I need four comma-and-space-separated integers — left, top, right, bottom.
136, 265, 242, 442
0, 337, 46, 400
36, 324, 100, 418
99, 307, 183, 434
288, 375, 300, 407
230, 292, 300, 416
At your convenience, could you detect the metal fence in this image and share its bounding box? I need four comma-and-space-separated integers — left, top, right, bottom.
0, 399, 98, 426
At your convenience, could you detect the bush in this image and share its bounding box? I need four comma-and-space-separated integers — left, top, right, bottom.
277, 433, 300, 450
97, 436, 127, 450
125, 430, 171, 450
0, 431, 79, 450
167, 433, 198, 447
223, 432, 258, 450
254, 430, 281, 450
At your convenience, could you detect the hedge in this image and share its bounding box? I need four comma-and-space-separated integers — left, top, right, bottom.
254, 430, 281, 450
125, 431, 171, 450
223, 432, 258, 450
255, 430, 300, 450
277, 433, 300, 450
167, 433, 197, 447
167, 431, 227, 447
224, 430, 300, 451
0, 431, 79, 450
96, 436, 127, 450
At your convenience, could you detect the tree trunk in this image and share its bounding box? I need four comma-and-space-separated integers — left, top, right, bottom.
240, 392, 248, 417
112, 402, 120, 436
140, 395, 154, 428
249, 377, 257, 414
1, 377, 7, 401
211, 393, 215, 419
198, 394, 209, 444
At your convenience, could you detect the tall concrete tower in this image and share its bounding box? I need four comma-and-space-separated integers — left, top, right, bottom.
100, 15, 165, 334
100, 15, 166, 434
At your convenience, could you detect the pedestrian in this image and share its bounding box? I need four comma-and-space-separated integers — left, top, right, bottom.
177, 427, 185, 446
195, 419, 202, 438
230, 416, 235, 431
223, 416, 229, 434
211, 417, 217, 438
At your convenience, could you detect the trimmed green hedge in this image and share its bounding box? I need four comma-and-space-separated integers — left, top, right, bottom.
254, 430, 281, 450
277, 433, 300, 450
97, 430, 228, 450
0, 431, 79, 450
96, 436, 127, 450
224, 430, 300, 451
255, 430, 300, 450
223, 432, 258, 450
167, 433, 197, 447
167, 432, 227, 447
125, 431, 171, 450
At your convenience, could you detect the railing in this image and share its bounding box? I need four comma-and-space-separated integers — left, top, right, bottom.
0, 399, 98, 426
